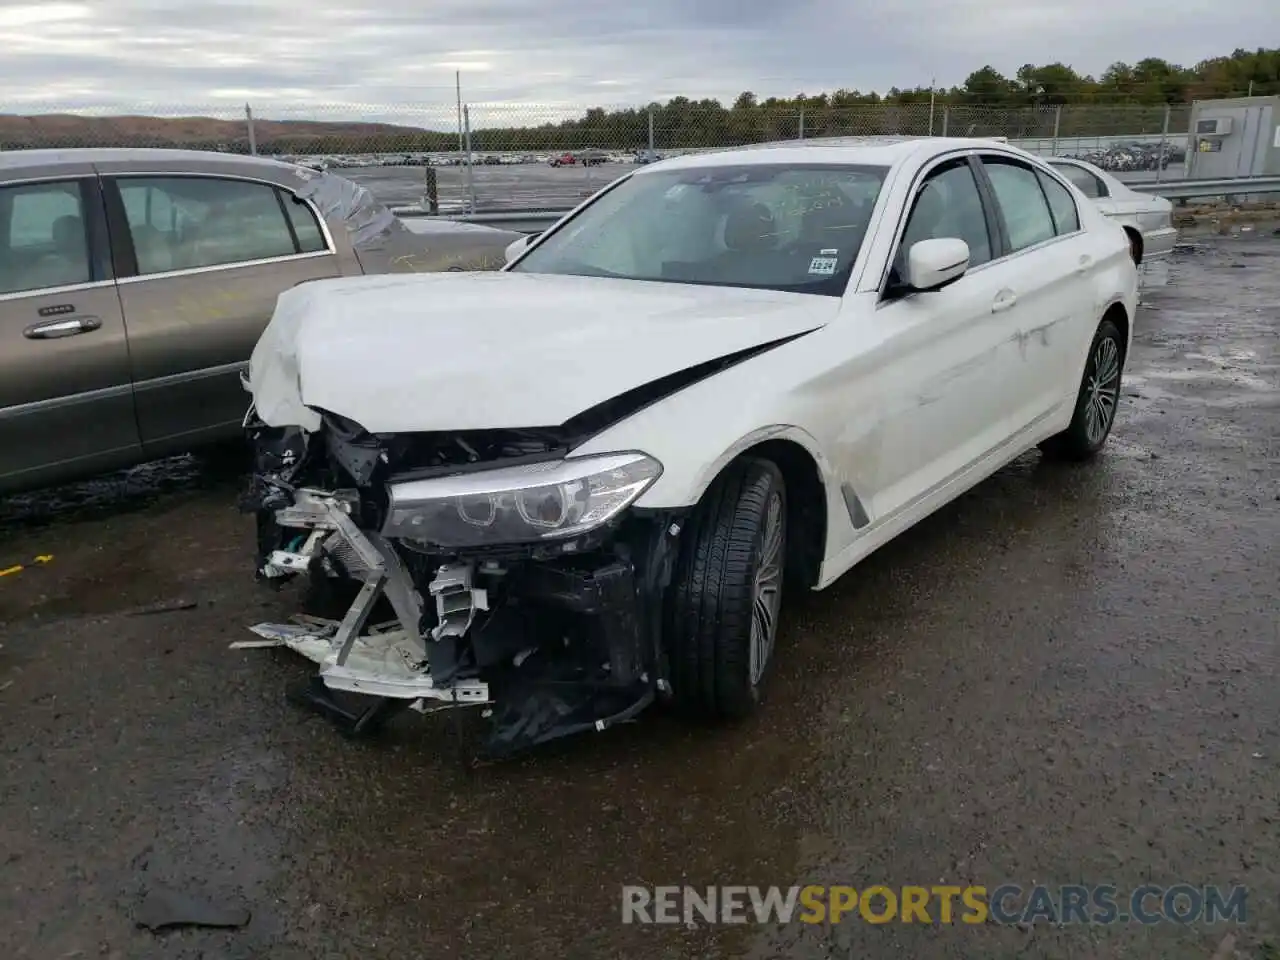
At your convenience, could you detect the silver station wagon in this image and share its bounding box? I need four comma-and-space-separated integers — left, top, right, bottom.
0, 148, 520, 493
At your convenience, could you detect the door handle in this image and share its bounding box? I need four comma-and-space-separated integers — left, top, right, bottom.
23, 315, 103, 340
992, 290, 1017, 313
1076, 254, 1094, 274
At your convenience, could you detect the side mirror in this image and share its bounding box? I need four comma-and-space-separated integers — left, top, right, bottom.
503, 232, 540, 264
904, 237, 970, 292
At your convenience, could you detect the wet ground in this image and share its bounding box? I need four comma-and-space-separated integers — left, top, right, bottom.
1, 235, 1278, 959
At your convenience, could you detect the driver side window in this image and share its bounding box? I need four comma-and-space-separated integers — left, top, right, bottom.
897, 160, 994, 275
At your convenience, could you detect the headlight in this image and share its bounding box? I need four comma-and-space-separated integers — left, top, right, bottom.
382, 452, 662, 548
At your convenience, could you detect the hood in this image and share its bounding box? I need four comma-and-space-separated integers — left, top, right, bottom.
248, 272, 836, 434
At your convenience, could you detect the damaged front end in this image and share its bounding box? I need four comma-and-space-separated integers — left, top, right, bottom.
237, 406, 684, 758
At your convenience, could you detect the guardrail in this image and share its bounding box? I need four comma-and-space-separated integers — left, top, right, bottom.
1126, 176, 1280, 201
393, 175, 1280, 233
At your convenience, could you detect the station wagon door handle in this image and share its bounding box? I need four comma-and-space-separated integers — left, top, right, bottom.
991, 290, 1018, 313
23, 315, 103, 340
1076, 254, 1095, 274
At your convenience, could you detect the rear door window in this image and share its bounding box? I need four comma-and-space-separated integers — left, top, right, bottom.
115, 176, 305, 275
980, 158, 1058, 252
1036, 170, 1081, 235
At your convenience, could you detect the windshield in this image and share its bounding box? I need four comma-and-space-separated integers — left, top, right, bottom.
510, 162, 888, 296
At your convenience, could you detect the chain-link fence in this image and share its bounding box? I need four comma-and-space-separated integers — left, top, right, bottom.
0, 100, 1198, 211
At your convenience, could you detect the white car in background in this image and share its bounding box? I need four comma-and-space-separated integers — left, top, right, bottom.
240, 136, 1138, 757
1047, 156, 1179, 264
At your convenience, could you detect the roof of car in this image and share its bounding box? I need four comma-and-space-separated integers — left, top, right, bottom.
644, 136, 1028, 172
0, 147, 298, 172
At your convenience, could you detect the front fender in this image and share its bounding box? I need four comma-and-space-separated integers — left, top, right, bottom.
575, 418, 860, 572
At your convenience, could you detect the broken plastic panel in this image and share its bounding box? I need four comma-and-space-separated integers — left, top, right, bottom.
240, 490, 491, 707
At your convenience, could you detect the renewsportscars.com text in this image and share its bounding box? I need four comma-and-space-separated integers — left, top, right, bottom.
621, 884, 1248, 926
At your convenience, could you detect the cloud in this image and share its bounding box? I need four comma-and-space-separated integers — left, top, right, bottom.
0, 0, 1270, 119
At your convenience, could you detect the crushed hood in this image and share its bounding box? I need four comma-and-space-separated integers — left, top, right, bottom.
248, 272, 835, 434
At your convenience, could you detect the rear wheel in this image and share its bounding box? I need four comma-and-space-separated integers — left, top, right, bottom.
1040, 319, 1124, 461
666, 458, 787, 720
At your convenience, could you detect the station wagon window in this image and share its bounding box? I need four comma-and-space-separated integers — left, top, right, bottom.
895, 159, 993, 276
509, 163, 888, 296
1035, 170, 1081, 235
1049, 161, 1108, 199
116, 176, 311, 275
0, 180, 92, 296
981, 158, 1057, 252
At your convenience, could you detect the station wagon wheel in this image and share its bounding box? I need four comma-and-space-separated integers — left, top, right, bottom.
666, 457, 787, 720
1040, 318, 1125, 461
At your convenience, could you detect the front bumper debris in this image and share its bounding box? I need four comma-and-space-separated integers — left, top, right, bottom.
235, 484, 681, 758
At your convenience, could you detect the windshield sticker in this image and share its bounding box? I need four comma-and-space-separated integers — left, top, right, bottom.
808, 255, 838, 276
820, 248, 839, 256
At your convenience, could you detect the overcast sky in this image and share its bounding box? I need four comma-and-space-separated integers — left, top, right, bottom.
1, 0, 1271, 119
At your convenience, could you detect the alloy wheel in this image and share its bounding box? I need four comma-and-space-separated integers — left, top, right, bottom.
1084, 336, 1121, 445
749, 491, 785, 686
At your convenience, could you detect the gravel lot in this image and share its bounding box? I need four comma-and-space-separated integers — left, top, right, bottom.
344, 161, 637, 210
340, 159, 1192, 213
1, 232, 1278, 960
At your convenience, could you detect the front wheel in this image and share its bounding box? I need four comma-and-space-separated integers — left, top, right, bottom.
666, 458, 787, 720
1040, 318, 1124, 461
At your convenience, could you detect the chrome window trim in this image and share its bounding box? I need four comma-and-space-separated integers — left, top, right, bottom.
0, 172, 95, 188
115, 249, 333, 285
0, 278, 116, 304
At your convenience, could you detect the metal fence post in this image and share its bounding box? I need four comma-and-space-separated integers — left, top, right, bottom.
463, 104, 476, 214
798, 107, 805, 140
647, 107, 655, 151
1155, 104, 1171, 184
1051, 104, 1061, 155
245, 103, 257, 155
424, 165, 439, 214
941, 107, 949, 137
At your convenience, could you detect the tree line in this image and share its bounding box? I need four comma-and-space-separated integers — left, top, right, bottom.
7, 47, 1277, 155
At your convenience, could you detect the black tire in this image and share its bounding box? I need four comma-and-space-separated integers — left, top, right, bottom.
666, 457, 787, 720
1040, 319, 1125, 462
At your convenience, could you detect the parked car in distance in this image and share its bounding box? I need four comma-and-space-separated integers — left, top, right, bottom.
1046, 156, 1178, 263
0, 148, 522, 494
548, 153, 577, 167
242, 135, 1138, 756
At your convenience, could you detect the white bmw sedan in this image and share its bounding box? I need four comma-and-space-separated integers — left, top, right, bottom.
241, 136, 1138, 757
1045, 155, 1180, 264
